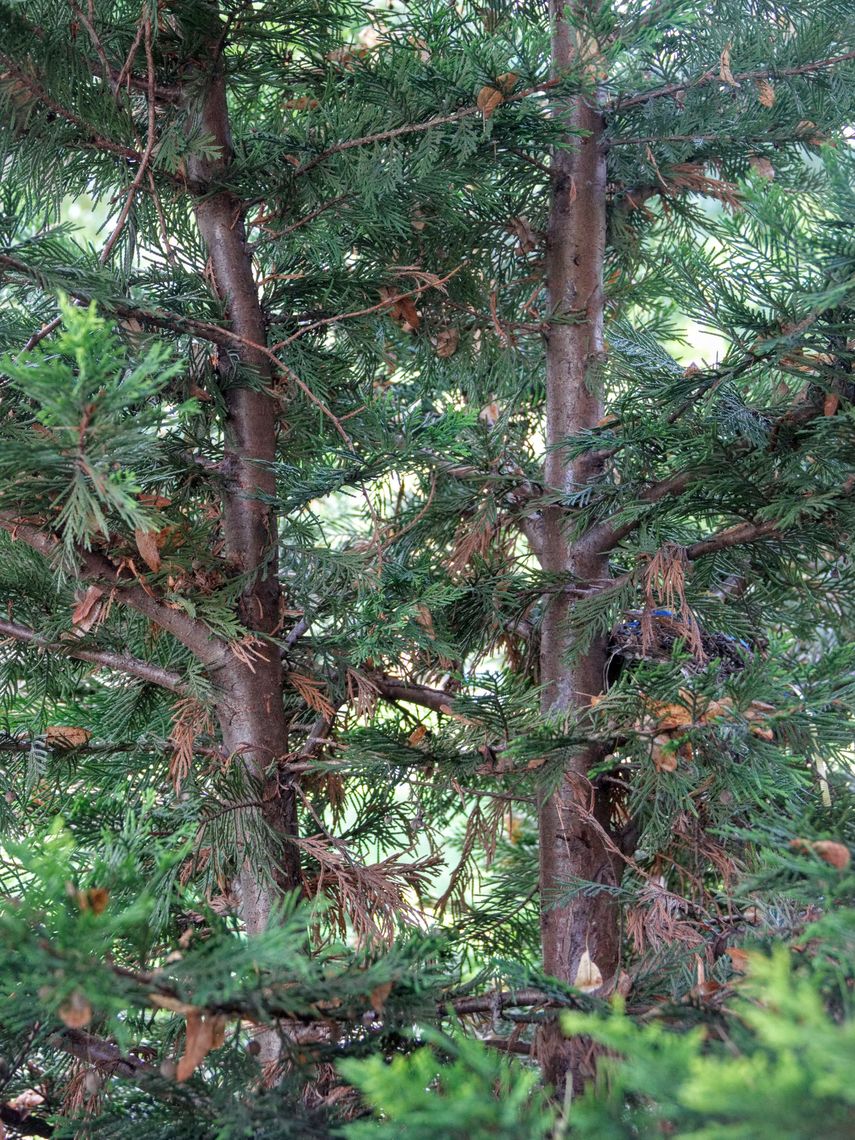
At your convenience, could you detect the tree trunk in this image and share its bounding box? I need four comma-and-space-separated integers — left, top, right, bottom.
536, 0, 623, 1098
184, 18, 300, 935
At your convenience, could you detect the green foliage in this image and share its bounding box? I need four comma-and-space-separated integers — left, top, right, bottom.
0, 0, 853, 1134
339, 1027, 555, 1139
0, 299, 184, 558
0, 821, 455, 1137
563, 950, 855, 1139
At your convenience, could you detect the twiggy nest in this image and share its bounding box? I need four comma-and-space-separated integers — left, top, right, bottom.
609, 610, 751, 680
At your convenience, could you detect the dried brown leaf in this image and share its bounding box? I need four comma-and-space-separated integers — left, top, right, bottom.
289, 672, 337, 719
509, 215, 538, 254
754, 78, 775, 107
395, 296, 421, 331
726, 947, 751, 972
46, 725, 92, 750
719, 42, 739, 87
479, 400, 500, 427
414, 602, 436, 638
369, 981, 393, 1014
134, 528, 162, 573
76, 887, 109, 915
795, 119, 822, 143
168, 698, 212, 793
71, 585, 105, 630
749, 155, 775, 180
59, 991, 92, 1029
664, 163, 743, 211
651, 734, 678, 772
812, 840, 850, 870
646, 700, 694, 732
379, 287, 421, 331
346, 669, 380, 719
176, 1011, 227, 1082
407, 724, 428, 747
573, 948, 603, 993
476, 85, 505, 119
434, 327, 460, 358
138, 493, 172, 510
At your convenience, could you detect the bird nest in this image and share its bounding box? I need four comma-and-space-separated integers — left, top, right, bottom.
609, 609, 751, 679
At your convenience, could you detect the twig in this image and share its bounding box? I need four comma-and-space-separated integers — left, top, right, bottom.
69, 0, 112, 84
148, 170, 177, 264
368, 672, 455, 714
612, 50, 855, 112
446, 987, 580, 1016
0, 617, 188, 693
99, 19, 156, 263
269, 265, 464, 350
250, 194, 350, 238
0, 55, 142, 161
296, 78, 561, 175
113, 13, 146, 95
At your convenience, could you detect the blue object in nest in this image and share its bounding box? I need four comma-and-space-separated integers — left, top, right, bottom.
608, 609, 752, 680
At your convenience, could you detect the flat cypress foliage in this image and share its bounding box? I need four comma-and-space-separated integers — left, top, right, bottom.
0, 0, 854, 1134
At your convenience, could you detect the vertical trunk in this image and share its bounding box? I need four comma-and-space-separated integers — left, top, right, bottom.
537, 0, 622, 1097
183, 21, 300, 934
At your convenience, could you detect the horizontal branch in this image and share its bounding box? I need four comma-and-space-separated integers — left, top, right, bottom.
295, 77, 561, 175
0, 618, 187, 693
49, 1026, 208, 1109
0, 254, 354, 449
609, 130, 829, 148
445, 987, 585, 1016
51, 1027, 156, 1079
612, 49, 855, 112
0, 55, 143, 163
369, 673, 457, 714
588, 469, 700, 552
592, 516, 786, 603
585, 374, 835, 552
0, 254, 240, 353
685, 517, 781, 560
0, 515, 230, 670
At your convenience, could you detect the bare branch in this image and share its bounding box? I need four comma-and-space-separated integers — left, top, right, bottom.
612, 50, 855, 112
368, 673, 456, 714
0, 617, 187, 693
685, 518, 781, 560
51, 1028, 157, 1079
295, 78, 561, 175
0, 515, 230, 670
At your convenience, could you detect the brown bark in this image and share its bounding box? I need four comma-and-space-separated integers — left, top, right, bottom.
0, 617, 187, 692
182, 13, 300, 932
536, 0, 623, 1098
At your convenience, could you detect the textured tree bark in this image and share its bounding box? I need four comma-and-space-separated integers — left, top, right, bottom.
536, 0, 623, 1098
183, 19, 300, 935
